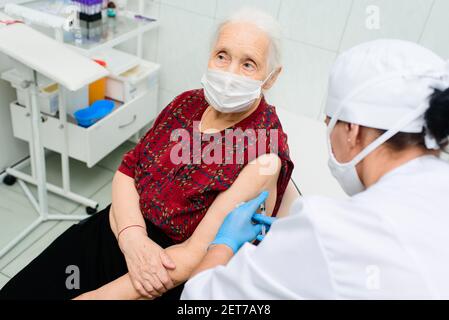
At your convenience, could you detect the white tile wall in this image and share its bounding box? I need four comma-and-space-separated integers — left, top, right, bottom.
156, 4, 216, 95
215, 0, 281, 20
266, 40, 336, 119
279, 0, 353, 51
159, 88, 178, 112
162, 0, 217, 17
138, 0, 447, 119
339, 0, 435, 51
420, 0, 449, 59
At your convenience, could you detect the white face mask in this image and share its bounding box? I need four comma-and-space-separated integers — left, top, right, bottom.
327, 134, 365, 196
201, 69, 273, 113
327, 101, 430, 196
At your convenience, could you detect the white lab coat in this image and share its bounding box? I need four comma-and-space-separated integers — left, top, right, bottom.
181, 155, 449, 299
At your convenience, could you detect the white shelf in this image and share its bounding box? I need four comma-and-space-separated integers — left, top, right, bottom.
10, 84, 158, 168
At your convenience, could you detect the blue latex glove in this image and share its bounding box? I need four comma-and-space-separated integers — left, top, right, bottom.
252, 214, 277, 242
211, 191, 273, 253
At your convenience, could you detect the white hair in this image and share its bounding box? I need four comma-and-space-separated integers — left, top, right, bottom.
212, 8, 283, 72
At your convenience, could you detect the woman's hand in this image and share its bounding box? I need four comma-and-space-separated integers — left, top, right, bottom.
118, 228, 176, 299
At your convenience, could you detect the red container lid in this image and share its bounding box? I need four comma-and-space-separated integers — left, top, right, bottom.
93, 59, 107, 67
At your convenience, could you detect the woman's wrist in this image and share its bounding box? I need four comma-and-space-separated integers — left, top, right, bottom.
117, 224, 147, 241
117, 226, 148, 251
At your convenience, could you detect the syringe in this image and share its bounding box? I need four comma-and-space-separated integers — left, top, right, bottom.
260, 202, 267, 236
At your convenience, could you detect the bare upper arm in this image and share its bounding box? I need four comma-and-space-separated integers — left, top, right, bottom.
186, 154, 282, 249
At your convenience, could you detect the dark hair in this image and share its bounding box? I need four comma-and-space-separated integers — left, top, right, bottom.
381, 88, 449, 152
425, 87, 449, 149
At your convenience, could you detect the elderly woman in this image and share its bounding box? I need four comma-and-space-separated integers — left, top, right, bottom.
0, 9, 293, 300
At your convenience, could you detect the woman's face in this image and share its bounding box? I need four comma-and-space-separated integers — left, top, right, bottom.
208, 22, 273, 86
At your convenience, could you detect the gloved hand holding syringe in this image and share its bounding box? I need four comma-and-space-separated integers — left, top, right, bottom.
210, 192, 277, 253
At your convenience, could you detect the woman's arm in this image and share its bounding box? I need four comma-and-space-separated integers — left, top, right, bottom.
109, 171, 176, 298
79, 154, 282, 300
109, 171, 145, 238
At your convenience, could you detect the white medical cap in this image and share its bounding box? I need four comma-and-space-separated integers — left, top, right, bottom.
325, 39, 449, 134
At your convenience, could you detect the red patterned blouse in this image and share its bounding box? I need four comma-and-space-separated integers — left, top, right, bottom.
118, 89, 294, 243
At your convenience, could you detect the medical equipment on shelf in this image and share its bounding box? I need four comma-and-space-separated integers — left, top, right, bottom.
74, 99, 114, 127
74, 0, 102, 16
0, 11, 109, 259
106, 1, 116, 17
4, 3, 70, 41
4, 3, 67, 28
106, 60, 159, 103
2, 68, 89, 116
91, 48, 160, 103
89, 59, 107, 104
73, 0, 103, 28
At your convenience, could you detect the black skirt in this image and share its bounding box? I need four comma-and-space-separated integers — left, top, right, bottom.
0, 205, 184, 300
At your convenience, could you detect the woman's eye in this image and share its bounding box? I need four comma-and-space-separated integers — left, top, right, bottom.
216, 54, 229, 65
243, 62, 256, 70
217, 53, 227, 60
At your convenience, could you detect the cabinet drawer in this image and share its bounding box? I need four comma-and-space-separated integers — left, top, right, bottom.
11, 85, 158, 168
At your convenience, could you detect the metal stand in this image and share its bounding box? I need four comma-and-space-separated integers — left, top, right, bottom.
0, 70, 97, 259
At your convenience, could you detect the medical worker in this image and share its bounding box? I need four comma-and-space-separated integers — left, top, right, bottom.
181, 39, 449, 300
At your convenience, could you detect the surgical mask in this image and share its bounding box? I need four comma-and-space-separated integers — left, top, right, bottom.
201, 69, 273, 113
327, 101, 430, 196
327, 136, 365, 196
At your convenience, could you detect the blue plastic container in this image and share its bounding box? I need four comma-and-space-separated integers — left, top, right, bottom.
74, 99, 114, 128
